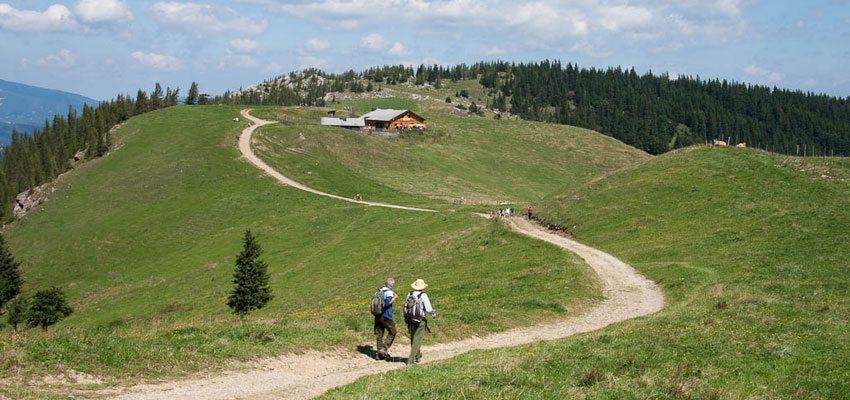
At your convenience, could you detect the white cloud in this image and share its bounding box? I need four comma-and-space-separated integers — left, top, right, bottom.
0, 3, 78, 32
387, 42, 411, 56
131, 51, 182, 70
75, 0, 133, 23
229, 38, 258, 53
298, 55, 328, 69
150, 2, 267, 36
481, 47, 505, 56
37, 49, 76, 67
598, 5, 654, 31
220, 53, 258, 68
265, 63, 283, 73
360, 33, 387, 51
744, 64, 784, 83
255, 0, 747, 48
304, 38, 331, 52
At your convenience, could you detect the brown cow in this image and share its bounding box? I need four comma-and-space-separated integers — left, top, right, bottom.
736, 142, 747, 148
714, 139, 727, 146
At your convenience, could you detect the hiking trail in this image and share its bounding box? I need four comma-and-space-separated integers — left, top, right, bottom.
104, 110, 664, 400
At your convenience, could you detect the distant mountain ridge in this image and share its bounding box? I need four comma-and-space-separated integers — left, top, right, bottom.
0, 78, 98, 145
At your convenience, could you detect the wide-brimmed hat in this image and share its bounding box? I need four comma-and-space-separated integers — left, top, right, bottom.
410, 279, 429, 291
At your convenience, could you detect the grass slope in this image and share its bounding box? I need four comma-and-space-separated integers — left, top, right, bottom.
1, 105, 611, 395
326, 146, 850, 399
251, 107, 650, 206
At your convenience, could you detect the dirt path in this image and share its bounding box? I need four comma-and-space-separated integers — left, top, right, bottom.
237, 109, 436, 213
103, 111, 664, 400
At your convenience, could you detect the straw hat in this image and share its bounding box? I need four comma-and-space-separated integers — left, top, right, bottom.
410, 279, 429, 291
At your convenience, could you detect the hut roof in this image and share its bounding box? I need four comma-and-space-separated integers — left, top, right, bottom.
361, 109, 424, 122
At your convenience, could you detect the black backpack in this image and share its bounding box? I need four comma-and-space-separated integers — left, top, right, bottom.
370, 287, 388, 316
403, 291, 425, 323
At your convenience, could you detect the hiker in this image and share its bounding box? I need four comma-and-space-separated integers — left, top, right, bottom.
404, 279, 436, 365
527, 206, 533, 219
354, 193, 362, 201
372, 278, 398, 360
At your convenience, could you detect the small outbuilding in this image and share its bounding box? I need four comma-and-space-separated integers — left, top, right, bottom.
320, 117, 365, 130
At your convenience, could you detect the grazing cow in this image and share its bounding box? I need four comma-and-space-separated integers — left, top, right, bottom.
736, 142, 747, 148
233, 117, 239, 122
714, 139, 727, 146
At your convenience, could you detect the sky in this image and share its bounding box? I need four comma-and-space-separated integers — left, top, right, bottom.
1, 0, 849, 101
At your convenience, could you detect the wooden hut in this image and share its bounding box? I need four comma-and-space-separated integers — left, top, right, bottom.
361, 109, 426, 130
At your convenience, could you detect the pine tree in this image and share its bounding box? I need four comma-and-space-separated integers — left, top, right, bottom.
227, 230, 273, 320
0, 233, 22, 313
150, 83, 164, 110
187, 82, 199, 105
26, 287, 73, 331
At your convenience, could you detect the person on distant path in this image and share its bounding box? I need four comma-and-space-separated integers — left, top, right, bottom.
355, 193, 362, 201
374, 278, 398, 360
405, 279, 437, 365
527, 206, 533, 219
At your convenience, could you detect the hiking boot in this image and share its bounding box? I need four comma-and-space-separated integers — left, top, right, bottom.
376, 352, 385, 360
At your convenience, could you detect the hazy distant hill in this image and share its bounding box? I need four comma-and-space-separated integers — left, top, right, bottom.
0, 78, 98, 145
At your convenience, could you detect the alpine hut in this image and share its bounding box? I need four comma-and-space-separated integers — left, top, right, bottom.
361, 109, 426, 130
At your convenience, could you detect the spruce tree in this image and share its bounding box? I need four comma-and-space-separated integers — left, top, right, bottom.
26, 287, 72, 331
227, 230, 273, 320
187, 82, 199, 105
0, 233, 22, 313
150, 83, 163, 110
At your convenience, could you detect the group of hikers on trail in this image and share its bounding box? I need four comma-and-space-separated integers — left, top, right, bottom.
371, 278, 436, 365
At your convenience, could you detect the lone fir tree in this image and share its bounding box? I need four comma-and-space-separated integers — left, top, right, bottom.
0, 233, 22, 313
227, 230, 273, 320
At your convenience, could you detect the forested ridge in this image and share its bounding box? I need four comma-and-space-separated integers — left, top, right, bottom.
487, 60, 850, 156
224, 61, 850, 156
0, 83, 180, 221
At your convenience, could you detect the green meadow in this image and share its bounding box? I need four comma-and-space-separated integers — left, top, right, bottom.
0, 104, 627, 395
251, 107, 649, 206
325, 146, 850, 399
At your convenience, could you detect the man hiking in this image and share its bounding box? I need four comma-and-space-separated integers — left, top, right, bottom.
404, 279, 436, 365
372, 278, 398, 360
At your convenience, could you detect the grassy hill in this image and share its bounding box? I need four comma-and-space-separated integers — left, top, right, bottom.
325, 146, 850, 399
0, 102, 656, 396
250, 106, 649, 206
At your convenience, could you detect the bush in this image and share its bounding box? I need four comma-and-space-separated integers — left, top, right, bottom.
459, 89, 469, 98
445, 96, 451, 103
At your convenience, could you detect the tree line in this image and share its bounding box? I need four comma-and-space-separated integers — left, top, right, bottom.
483, 60, 850, 156
0, 82, 185, 222
214, 61, 850, 156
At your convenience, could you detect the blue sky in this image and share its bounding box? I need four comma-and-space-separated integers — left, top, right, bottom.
1, 0, 848, 100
